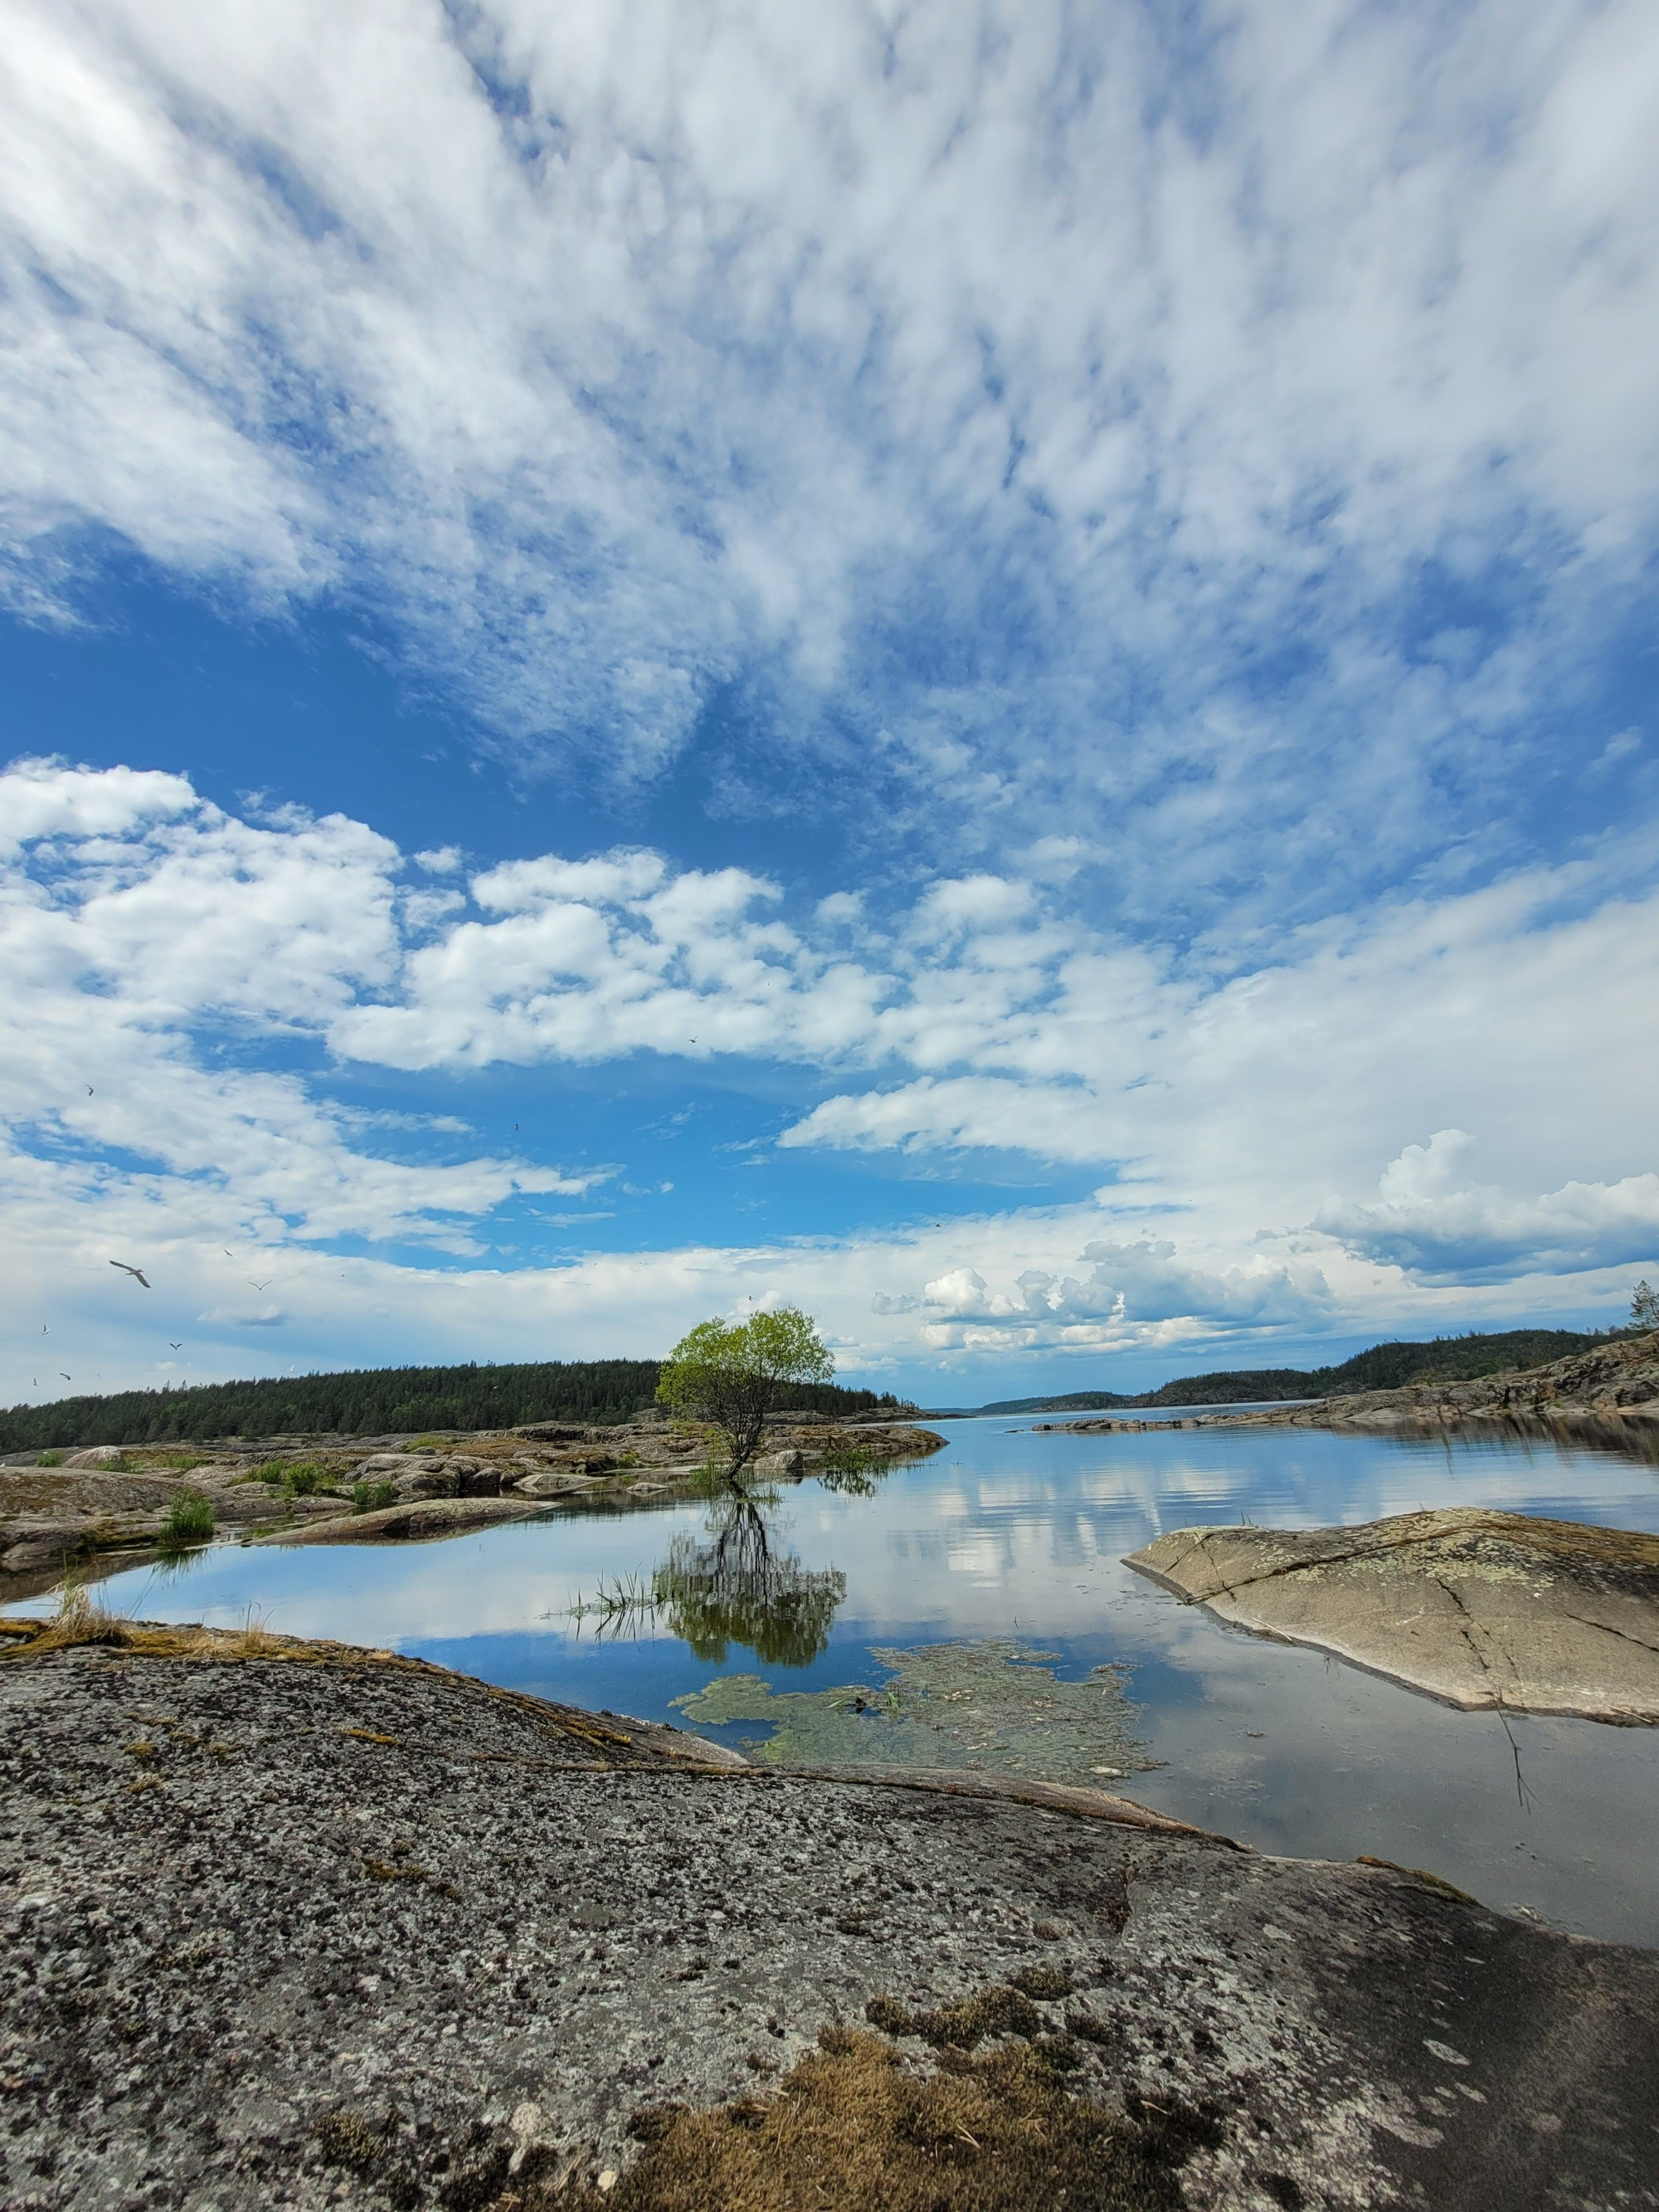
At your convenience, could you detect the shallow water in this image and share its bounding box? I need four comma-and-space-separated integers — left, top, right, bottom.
67, 1417, 1659, 1947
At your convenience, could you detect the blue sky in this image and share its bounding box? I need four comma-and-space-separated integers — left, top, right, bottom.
2, 0, 1657, 1406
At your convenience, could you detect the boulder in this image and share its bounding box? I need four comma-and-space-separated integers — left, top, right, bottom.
387, 1458, 502, 1500
61, 1445, 128, 1469
2, 1524, 96, 1574
513, 1469, 596, 1498
390, 1466, 456, 1499
450, 1459, 502, 1498
753, 1448, 804, 1479
1126, 1507, 1659, 1721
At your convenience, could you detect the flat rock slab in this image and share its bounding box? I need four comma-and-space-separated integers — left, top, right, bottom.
3, 1645, 1658, 2210
1126, 1508, 1659, 1721
245, 1495, 558, 1545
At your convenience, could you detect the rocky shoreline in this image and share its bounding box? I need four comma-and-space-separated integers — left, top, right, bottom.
3, 1620, 1657, 2210
0, 1419, 943, 1601
1033, 1331, 1659, 1451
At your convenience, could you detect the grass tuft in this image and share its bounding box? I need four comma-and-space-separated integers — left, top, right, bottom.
557, 2020, 1216, 2211
0, 1595, 298, 1664
158, 1488, 216, 1553
353, 1479, 397, 1513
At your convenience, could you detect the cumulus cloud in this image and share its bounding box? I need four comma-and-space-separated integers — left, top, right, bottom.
912, 1240, 1331, 1350
2, 759, 1657, 1396
1317, 1137, 1659, 1283
0, 760, 596, 1251
2, 1, 1657, 908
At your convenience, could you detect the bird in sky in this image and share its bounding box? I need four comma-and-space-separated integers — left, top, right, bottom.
168, 1340, 182, 1350
223, 1249, 234, 1256
109, 1260, 151, 1288
59, 1372, 71, 1381
41, 1324, 47, 1333
86, 1085, 94, 1095
248, 1279, 272, 1292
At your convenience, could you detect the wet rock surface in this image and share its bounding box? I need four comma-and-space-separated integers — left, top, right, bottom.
1126, 1508, 1659, 1722
2, 1644, 1657, 2210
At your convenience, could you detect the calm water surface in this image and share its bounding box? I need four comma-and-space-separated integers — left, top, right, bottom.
72, 1416, 1659, 1947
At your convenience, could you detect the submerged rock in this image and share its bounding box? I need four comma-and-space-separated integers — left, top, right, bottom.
1126, 1507, 1659, 1721
674, 1638, 1154, 1783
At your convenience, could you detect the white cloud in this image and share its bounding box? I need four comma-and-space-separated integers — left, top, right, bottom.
912, 1240, 1331, 1351
1, 1, 1656, 904
1316, 1138, 1659, 1283
2, 760, 1656, 1397
0, 757, 196, 855
0, 761, 597, 1252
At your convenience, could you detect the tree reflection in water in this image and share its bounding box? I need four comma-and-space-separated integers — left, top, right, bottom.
653, 1494, 846, 1668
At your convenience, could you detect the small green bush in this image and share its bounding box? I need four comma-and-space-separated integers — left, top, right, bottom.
283, 1460, 327, 1496
817, 1444, 892, 1495
36, 1449, 65, 1468
158, 1490, 215, 1547
353, 1479, 397, 1513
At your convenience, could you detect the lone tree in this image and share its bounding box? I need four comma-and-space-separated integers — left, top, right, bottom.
1632, 1279, 1659, 1333
656, 1307, 834, 1482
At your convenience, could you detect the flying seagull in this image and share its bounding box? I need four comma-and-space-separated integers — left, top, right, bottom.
86, 1085, 94, 1095
168, 1340, 182, 1350
109, 1260, 151, 1289
248, 1278, 272, 1292
59, 1372, 71, 1381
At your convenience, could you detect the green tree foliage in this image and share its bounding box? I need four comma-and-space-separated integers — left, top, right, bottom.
0, 1355, 908, 1453
656, 1307, 835, 1479
651, 1498, 845, 1668
1632, 1280, 1659, 1332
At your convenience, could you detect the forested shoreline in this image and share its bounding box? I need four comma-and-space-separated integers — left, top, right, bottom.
958, 1328, 1624, 1416
0, 1361, 912, 1451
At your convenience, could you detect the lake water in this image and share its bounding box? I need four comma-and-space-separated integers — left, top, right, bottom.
68, 1415, 1659, 1948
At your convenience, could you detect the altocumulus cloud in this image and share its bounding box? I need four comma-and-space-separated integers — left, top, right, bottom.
2, 1, 1657, 919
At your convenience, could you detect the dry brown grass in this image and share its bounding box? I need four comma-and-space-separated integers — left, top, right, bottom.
519, 2023, 1218, 2212
0, 1586, 378, 1664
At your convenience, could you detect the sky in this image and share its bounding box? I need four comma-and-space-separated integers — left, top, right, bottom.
2, 0, 1657, 1407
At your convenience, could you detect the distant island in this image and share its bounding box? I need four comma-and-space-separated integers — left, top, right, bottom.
0, 1360, 916, 1454
922, 1328, 1624, 1418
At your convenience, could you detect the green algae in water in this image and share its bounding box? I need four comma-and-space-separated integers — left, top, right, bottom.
672, 1638, 1153, 1784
